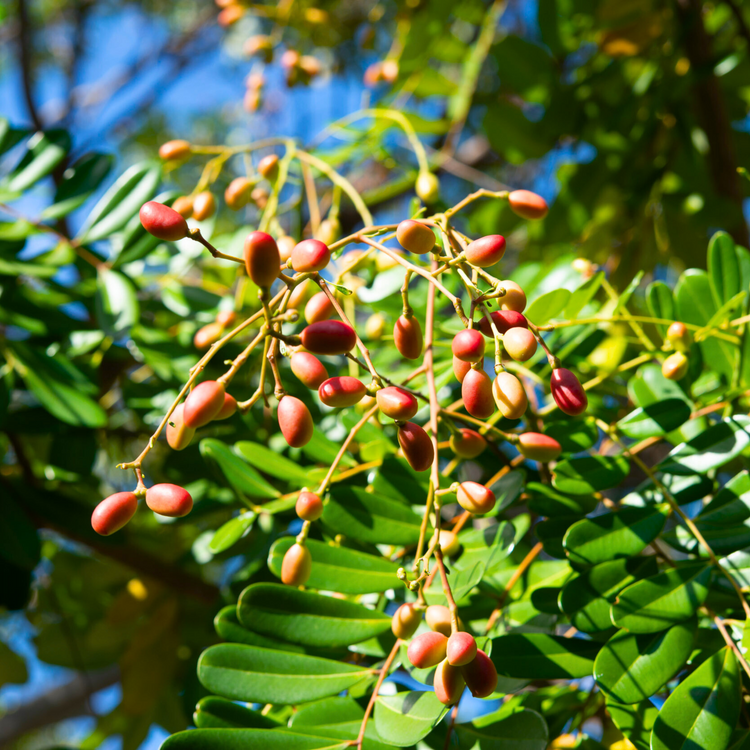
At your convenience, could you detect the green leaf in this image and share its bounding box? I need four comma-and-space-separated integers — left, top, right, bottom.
708, 231, 740, 307
0, 130, 70, 195
594, 619, 695, 703
646, 281, 675, 337
10, 343, 107, 428
200, 438, 280, 500
489, 633, 599, 679
675, 269, 736, 381
235, 441, 313, 486
268, 538, 398, 594
162, 729, 350, 750
526, 482, 598, 517
525, 288, 571, 325
0, 119, 30, 157
616, 399, 691, 439
77, 161, 161, 243
719, 547, 750, 588
455, 522, 515, 575
0, 494, 41, 571
194, 696, 280, 729
322, 486, 422, 545
485, 470, 525, 515
552, 455, 630, 495
209, 512, 256, 554
565, 271, 604, 320
611, 562, 712, 633
456, 709, 548, 750
661, 416, 750, 474
700, 471, 750, 525
651, 647, 740, 750
559, 557, 658, 633
198, 644, 372, 704
95, 268, 139, 340
214, 606, 305, 653
0, 640, 28, 687
629, 363, 692, 409
237, 583, 390, 648
374, 691, 447, 747
544, 419, 599, 453
41, 152, 114, 220
562, 504, 669, 566
606, 699, 659, 750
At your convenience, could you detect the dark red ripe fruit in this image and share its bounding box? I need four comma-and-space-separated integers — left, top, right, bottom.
449, 428, 486, 459
278, 396, 314, 447
139, 201, 189, 242
377, 386, 419, 421
296, 491, 324, 521
465, 235, 506, 268
301, 320, 357, 355
407, 631, 448, 669
318, 376, 366, 407
145, 483, 193, 517
92, 492, 138, 536
462, 368, 494, 418
447, 632, 477, 666
394, 315, 423, 360
453, 355, 471, 383
291, 239, 331, 273
184, 381, 226, 428
243, 231, 281, 288
291, 352, 329, 389
397, 421, 434, 472
550, 368, 588, 416
478, 310, 528, 337
452, 329, 485, 363
461, 649, 498, 698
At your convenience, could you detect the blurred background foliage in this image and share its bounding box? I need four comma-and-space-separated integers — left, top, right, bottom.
3, 0, 750, 747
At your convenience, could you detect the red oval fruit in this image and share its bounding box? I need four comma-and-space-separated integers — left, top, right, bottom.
192, 191, 216, 221
461, 649, 498, 698
304, 291, 335, 324
301, 320, 357, 355
396, 219, 435, 255
453, 355, 471, 384
145, 483, 193, 517
398, 421, 434, 472
278, 396, 314, 447
392, 603, 422, 640
296, 491, 323, 521
452, 329, 485, 363
462, 368, 494, 419
244, 231, 281, 288
498, 280, 527, 313
457, 481, 496, 515
447, 632, 477, 667
281, 543, 312, 586
166, 403, 195, 451
318, 376, 366, 407
508, 189, 548, 220
291, 352, 329, 389
425, 605, 452, 637
215, 393, 237, 421
449, 428, 486, 459
194, 322, 223, 350
225, 177, 253, 210
291, 239, 331, 273
91, 492, 138, 536
492, 372, 527, 420
139, 201, 189, 242
434, 659, 465, 705
277, 235, 296, 262
376, 386, 419, 421
503, 328, 537, 362
407, 631, 448, 669
517, 432, 562, 462
394, 315, 423, 360
184, 381, 225, 428
159, 140, 191, 160
465, 235, 506, 268
550, 368, 588, 416
477, 310, 528, 337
